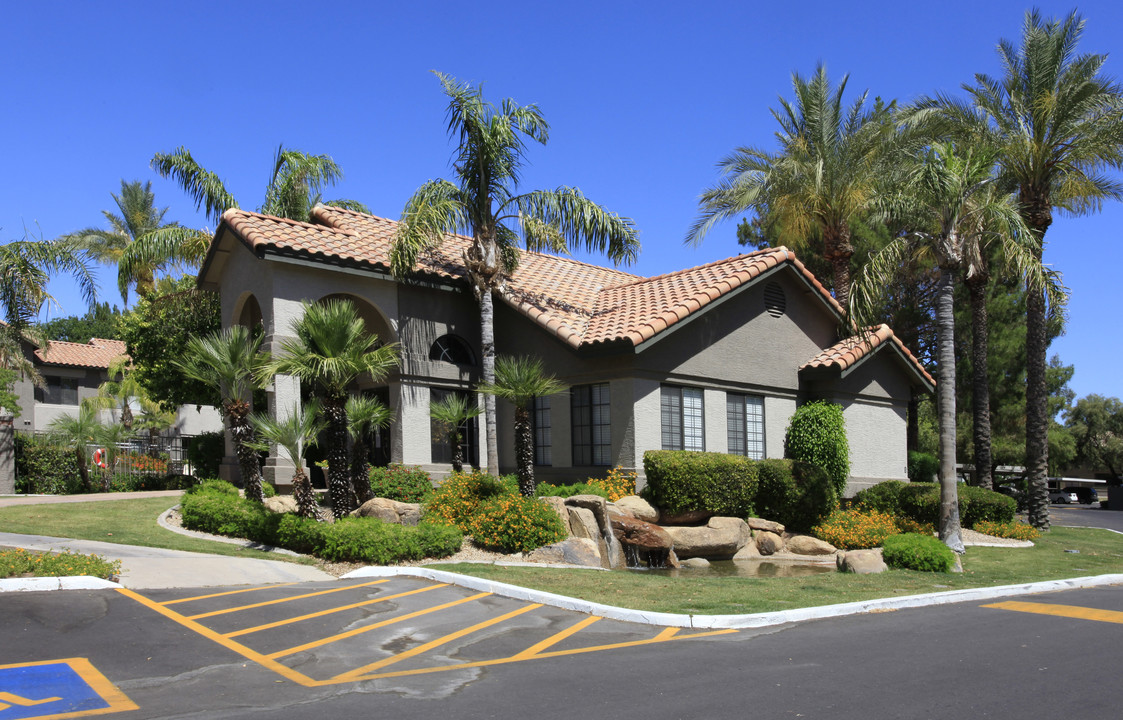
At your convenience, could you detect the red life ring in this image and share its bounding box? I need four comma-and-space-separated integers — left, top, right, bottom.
93, 448, 108, 468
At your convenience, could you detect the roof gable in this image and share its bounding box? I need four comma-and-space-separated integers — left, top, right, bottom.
800, 324, 935, 391
35, 338, 128, 369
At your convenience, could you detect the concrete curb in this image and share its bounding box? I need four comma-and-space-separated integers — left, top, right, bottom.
341, 565, 1123, 629
0, 576, 121, 592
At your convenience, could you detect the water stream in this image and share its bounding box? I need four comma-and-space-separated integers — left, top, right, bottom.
630, 559, 836, 578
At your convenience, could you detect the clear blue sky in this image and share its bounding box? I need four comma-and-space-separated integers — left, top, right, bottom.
2, 1, 1121, 401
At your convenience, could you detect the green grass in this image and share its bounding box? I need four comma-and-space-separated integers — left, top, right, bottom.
0, 497, 317, 565
430, 527, 1123, 615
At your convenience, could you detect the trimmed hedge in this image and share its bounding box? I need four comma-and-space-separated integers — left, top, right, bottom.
881, 533, 957, 572
854, 480, 1016, 528
180, 483, 462, 563
536, 482, 610, 500
643, 450, 757, 518
14, 434, 82, 495
755, 459, 838, 532
907, 451, 938, 483
784, 401, 850, 496
367, 464, 433, 503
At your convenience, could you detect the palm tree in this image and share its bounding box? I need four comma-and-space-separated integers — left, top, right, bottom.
46, 404, 102, 492
346, 394, 394, 505
175, 325, 272, 502
688, 65, 897, 309
928, 9, 1123, 529
477, 356, 566, 496
429, 393, 482, 473
852, 142, 1053, 553
267, 299, 399, 515
249, 401, 326, 520
57, 180, 205, 303
391, 72, 639, 475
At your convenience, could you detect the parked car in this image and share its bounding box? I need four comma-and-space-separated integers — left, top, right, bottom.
1048, 489, 1079, 504
1070, 487, 1099, 505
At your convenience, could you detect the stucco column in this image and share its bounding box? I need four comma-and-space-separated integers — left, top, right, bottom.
392, 381, 431, 467
263, 373, 301, 489
0, 413, 14, 494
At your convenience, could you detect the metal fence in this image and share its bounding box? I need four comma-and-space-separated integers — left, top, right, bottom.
75, 433, 194, 478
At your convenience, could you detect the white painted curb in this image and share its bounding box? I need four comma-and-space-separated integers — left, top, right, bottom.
342, 566, 1123, 629
0, 576, 121, 592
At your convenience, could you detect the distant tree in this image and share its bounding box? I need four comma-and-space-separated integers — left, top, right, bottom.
118, 277, 222, 412
39, 302, 123, 344
1067, 395, 1123, 484
46, 404, 101, 493
429, 393, 482, 473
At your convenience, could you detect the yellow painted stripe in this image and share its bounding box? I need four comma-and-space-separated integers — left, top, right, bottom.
224, 583, 450, 638
161, 582, 298, 606
267, 592, 493, 660
185, 580, 387, 619
117, 587, 320, 687
983, 600, 1123, 624
511, 615, 602, 659
333, 603, 543, 681
651, 627, 680, 641
345, 627, 738, 683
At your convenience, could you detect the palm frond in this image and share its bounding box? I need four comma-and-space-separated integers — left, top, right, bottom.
507, 187, 640, 266
152, 147, 239, 225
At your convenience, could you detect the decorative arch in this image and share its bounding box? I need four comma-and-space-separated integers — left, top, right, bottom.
232, 292, 263, 331
429, 334, 476, 366
317, 292, 397, 345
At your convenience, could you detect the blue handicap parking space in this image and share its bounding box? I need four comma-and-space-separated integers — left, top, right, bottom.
0, 658, 136, 719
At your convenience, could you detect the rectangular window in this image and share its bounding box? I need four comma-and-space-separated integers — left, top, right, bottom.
661, 385, 704, 451
533, 396, 552, 466
36, 376, 79, 405
571, 383, 610, 466
430, 388, 479, 467
727, 393, 765, 460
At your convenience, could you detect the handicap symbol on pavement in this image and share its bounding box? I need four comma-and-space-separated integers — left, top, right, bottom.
0, 658, 136, 719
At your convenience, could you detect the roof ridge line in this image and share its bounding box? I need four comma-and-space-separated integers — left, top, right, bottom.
602, 246, 789, 290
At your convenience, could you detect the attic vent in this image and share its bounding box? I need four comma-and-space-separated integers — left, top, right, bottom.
764, 282, 786, 318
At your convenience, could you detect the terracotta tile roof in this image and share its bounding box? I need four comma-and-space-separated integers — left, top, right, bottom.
801, 324, 935, 388
214, 207, 855, 347
35, 338, 128, 369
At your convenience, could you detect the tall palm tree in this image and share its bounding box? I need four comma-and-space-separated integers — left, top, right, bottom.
57, 180, 204, 303
46, 404, 102, 492
346, 394, 394, 505
477, 355, 566, 497
852, 142, 1053, 553
429, 393, 482, 473
688, 65, 897, 309
267, 299, 399, 515
249, 400, 326, 520
391, 72, 639, 475
928, 9, 1123, 529
175, 325, 272, 503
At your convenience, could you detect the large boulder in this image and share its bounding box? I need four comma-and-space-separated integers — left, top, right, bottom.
659, 509, 714, 526
525, 538, 602, 567
733, 541, 762, 560
681, 557, 710, 568
263, 496, 299, 514
540, 496, 571, 535
351, 498, 422, 526
785, 534, 837, 556
754, 531, 784, 556
565, 495, 610, 529
613, 495, 659, 523
747, 517, 786, 535
837, 548, 887, 574
663, 517, 751, 559
610, 513, 676, 567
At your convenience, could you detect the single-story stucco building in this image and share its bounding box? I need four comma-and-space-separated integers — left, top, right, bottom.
198, 205, 933, 494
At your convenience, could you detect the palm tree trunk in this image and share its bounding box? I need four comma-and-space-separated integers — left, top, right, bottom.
450, 431, 464, 473
967, 271, 993, 490
480, 289, 499, 476
935, 269, 964, 553
351, 439, 373, 505
1021, 196, 1051, 531
325, 396, 356, 515
227, 401, 265, 503
823, 225, 854, 310
75, 447, 92, 493
514, 405, 535, 497
291, 468, 323, 520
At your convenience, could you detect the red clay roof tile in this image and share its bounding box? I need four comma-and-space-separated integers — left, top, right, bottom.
801, 324, 935, 388
35, 338, 128, 369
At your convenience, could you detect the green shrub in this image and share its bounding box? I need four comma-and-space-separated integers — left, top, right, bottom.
367, 465, 433, 503
185, 478, 239, 496
754, 459, 838, 532
469, 495, 568, 553
881, 533, 957, 572
14, 434, 82, 495
892, 482, 1016, 528
812, 509, 899, 549
316, 518, 463, 564
423, 470, 515, 531
0, 547, 121, 580
852, 480, 909, 515
186, 431, 225, 479
642, 450, 757, 517
179, 490, 281, 542
275, 514, 331, 554
907, 451, 939, 483
536, 481, 609, 500
784, 401, 850, 496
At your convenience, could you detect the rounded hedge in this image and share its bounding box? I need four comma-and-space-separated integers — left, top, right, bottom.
368, 464, 434, 503
784, 401, 850, 496
642, 450, 757, 517
468, 495, 568, 553
755, 459, 838, 532
881, 533, 957, 572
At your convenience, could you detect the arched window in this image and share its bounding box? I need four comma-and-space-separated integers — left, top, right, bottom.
429, 335, 475, 366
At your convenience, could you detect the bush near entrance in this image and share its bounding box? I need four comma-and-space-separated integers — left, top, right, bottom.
784, 400, 850, 497
643, 450, 757, 517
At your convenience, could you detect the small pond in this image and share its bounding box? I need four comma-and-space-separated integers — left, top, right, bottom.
629, 559, 836, 578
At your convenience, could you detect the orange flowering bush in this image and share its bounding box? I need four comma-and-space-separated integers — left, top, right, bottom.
812, 509, 900, 550
972, 520, 1040, 541
893, 515, 935, 536
423, 470, 515, 531
469, 495, 568, 553
588, 467, 637, 501
0, 548, 121, 580
123, 453, 169, 473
